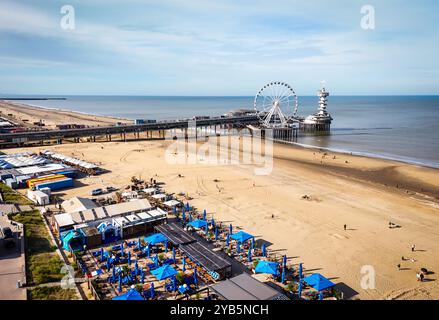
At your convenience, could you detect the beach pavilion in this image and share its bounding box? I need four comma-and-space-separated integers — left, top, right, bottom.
188, 219, 208, 230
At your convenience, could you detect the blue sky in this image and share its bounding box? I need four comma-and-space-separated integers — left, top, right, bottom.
0, 0, 438, 95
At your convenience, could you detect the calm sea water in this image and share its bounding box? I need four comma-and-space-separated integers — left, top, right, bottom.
11, 95, 439, 168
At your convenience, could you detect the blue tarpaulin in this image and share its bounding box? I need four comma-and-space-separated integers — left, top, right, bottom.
255, 260, 279, 275
188, 219, 208, 229
151, 265, 177, 281
144, 233, 167, 246
230, 231, 254, 243
112, 289, 144, 300
302, 273, 335, 291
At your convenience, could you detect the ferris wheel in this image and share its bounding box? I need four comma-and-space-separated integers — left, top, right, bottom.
254, 81, 298, 128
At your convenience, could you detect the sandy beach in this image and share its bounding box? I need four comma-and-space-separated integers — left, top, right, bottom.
0, 101, 131, 129
4, 134, 439, 300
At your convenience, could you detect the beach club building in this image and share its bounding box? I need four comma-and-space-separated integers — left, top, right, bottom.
54, 198, 168, 251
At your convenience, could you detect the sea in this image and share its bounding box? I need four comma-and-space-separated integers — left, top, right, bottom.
7, 95, 439, 169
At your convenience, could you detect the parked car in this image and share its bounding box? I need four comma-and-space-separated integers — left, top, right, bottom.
1, 227, 15, 248
91, 188, 103, 196
106, 186, 117, 193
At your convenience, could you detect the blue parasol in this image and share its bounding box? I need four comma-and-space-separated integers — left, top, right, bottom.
172, 247, 176, 261
203, 209, 207, 220
128, 251, 131, 266
135, 260, 139, 275
229, 224, 233, 234
226, 233, 230, 246
237, 243, 241, 253
193, 268, 198, 287
137, 238, 141, 251
319, 291, 324, 300
182, 208, 186, 222
146, 245, 150, 258
188, 214, 192, 222
150, 282, 155, 299
120, 243, 124, 258
112, 265, 116, 278
251, 237, 255, 249
100, 247, 104, 262
182, 257, 186, 272
215, 227, 218, 240
298, 281, 302, 299
186, 202, 190, 211
118, 275, 122, 292
255, 260, 279, 276
281, 267, 286, 284
283, 255, 287, 269
165, 241, 168, 253
173, 206, 177, 215
299, 263, 303, 279
112, 288, 143, 300
106, 258, 111, 271
262, 243, 266, 257
248, 247, 252, 262
211, 217, 215, 227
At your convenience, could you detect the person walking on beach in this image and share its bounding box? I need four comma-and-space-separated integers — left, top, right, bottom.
344, 224, 347, 231
411, 244, 416, 252
397, 264, 401, 271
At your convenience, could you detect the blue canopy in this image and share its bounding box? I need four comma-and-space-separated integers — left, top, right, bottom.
230, 231, 254, 243
188, 219, 208, 229
112, 289, 144, 300
144, 233, 167, 246
255, 260, 279, 275
151, 265, 177, 281
302, 273, 335, 291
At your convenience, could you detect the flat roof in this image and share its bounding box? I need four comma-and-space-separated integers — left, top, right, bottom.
163, 200, 181, 207
16, 163, 69, 175
211, 273, 288, 300
180, 242, 231, 273
147, 208, 167, 218
155, 223, 197, 246
54, 213, 75, 228
62, 197, 98, 213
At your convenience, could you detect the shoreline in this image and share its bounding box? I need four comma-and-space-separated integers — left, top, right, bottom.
1, 99, 439, 170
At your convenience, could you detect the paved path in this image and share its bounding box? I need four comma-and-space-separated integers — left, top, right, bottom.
0, 214, 26, 300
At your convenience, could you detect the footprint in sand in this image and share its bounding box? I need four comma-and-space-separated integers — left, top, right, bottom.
330, 233, 350, 240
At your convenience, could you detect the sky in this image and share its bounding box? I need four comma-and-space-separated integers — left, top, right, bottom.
0, 0, 438, 96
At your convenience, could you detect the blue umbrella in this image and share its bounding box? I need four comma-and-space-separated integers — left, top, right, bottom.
262, 243, 266, 257
135, 260, 139, 275
154, 254, 159, 267
112, 265, 116, 279
150, 282, 155, 299
298, 281, 302, 299
100, 247, 104, 262
182, 208, 186, 222
319, 292, 324, 300
283, 255, 287, 269
237, 243, 241, 253
128, 251, 131, 266
229, 224, 233, 234
205, 225, 208, 236
118, 275, 122, 292
165, 241, 168, 253
226, 234, 230, 246
248, 248, 252, 262
215, 227, 218, 240
146, 245, 150, 258
172, 276, 177, 292
137, 238, 141, 251
120, 243, 124, 258
251, 237, 255, 249
173, 206, 177, 215
299, 263, 303, 279
281, 267, 286, 284
172, 247, 176, 261
182, 257, 186, 272
211, 217, 215, 227
151, 265, 177, 280
193, 268, 198, 287
203, 209, 207, 220
255, 260, 279, 276
186, 202, 190, 211
188, 214, 192, 222
141, 270, 145, 284
112, 288, 143, 300
106, 258, 111, 271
